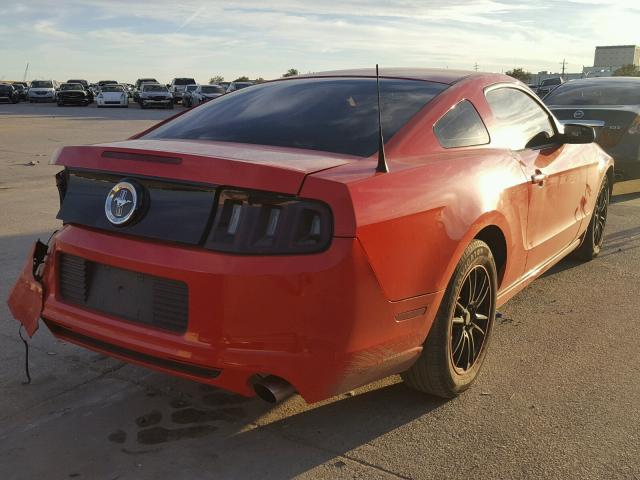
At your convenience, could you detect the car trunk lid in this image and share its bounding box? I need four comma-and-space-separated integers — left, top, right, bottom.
550, 106, 640, 150
54, 139, 356, 195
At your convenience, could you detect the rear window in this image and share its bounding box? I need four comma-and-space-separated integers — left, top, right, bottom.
544, 81, 640, 106
31, 81, 53, 88
102, 86, 124, 92
201, 85, 225, 94
143, 84, 168, 92
541, 78, 562, 87
174, 78, 196, 85
145, 78, 448, 157
434, 100, 489, 148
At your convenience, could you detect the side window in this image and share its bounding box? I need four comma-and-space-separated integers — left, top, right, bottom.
485, 87, 555, 150
434, 100, 490, 149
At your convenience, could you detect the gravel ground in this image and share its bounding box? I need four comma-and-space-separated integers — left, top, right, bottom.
1, 102, 639, 480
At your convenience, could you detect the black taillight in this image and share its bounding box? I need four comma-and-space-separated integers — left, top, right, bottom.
204, 189, 332, 254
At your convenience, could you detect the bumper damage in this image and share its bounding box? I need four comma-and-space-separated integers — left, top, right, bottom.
7, 239, 50, 337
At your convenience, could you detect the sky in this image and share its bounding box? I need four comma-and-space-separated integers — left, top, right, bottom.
1, 0, 639, 84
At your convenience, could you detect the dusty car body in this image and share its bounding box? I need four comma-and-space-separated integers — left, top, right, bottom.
8, 68, 613, 403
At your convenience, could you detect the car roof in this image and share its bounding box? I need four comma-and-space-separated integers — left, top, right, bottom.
297, 68, 506, 85
561, 77, 640, 86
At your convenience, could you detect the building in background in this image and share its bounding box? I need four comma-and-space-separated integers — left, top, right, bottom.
593, 45, 640, 69
581, 45, 640, 77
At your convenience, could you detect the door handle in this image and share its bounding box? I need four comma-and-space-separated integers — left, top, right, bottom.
531, 170, 547, 186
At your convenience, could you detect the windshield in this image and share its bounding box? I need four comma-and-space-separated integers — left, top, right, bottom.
31, 81, 53, 88
541, 78, 562, 87
174, 78, 196, 85
145, 77, 448, 157
202, 85, 225, 94
61, 84, 83, 91
102, 86, 124, 92
0, 85, 13, 92
545, 80, 640, 105
144, 84, 169, 92
186, 85, 198, 92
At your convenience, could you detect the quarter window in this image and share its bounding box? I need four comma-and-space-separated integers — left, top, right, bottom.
434, 100, 489, 148
485, 87, 555, 150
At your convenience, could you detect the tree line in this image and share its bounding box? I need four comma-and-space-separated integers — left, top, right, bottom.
209, 68, 299, 85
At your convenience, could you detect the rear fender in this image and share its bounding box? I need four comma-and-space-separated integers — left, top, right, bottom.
7, 239, 52, 337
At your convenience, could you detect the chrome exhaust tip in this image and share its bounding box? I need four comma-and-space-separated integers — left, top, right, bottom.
254, 375, 295, 403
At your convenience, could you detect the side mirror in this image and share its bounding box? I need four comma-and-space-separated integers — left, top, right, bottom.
561, 124, 596, 144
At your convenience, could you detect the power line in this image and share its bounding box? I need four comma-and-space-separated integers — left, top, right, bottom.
560, 58, 568, 78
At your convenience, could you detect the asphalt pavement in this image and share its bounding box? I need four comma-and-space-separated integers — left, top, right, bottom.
1, 102, 639, 480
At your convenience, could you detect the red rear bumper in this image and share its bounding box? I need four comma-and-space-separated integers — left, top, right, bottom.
14, 225, 441, 402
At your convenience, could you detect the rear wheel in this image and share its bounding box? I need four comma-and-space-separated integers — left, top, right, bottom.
402, 240, 497, 398
572, 178, 610, 261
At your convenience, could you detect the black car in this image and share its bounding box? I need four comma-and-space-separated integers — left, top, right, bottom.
57, 83, 91, 106
537, 77, 564, 98
67, 79, 93, 102
0, 83, 19, 103
12, 82, 28, 101
545, 77, 640, 181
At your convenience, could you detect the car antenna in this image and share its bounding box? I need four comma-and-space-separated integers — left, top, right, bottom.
375, 64, 389, 173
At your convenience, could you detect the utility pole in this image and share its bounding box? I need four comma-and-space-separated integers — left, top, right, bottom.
560, 58, 568, 79
23, 63, 29, 82
474, 62, 479, 72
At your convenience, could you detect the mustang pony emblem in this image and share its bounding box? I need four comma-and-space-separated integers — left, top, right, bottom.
113, 190, 133, 216
105, 181, 139, 225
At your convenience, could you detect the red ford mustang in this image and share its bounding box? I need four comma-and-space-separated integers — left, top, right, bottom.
8, 69, 613, 403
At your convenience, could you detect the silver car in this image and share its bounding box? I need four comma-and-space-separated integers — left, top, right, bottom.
138, 84, 173, 109
29, 80, 58, 103
190, 84, 226, 106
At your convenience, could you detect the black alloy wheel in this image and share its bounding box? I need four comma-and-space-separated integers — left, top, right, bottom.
450, 265, 492, 373
402, 240, 497, 398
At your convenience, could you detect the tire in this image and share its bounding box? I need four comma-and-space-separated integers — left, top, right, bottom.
402, 239, 497, 398
572, 177, 610, 261
57, 102, 63, 107
167, 103, 174, 109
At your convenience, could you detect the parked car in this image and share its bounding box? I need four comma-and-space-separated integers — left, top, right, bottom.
28, 80, 58, 102
190, 84, 225, 105
96, 84, 129, 108
169, 77, 196, 103
7, 68, 612, 405
138, 83, 173, 109
181, 84, 199, 107
12, 82, 29, 101
67, 79, 93, 102
217, 81, 231, 91
56, 83, 91, 106
98, 80, 118, 89
133, 78, 159, 102
226, 81, 254, 93
545, 76, 640, 180
537, 76, 564, 98
0, 83, 20, 103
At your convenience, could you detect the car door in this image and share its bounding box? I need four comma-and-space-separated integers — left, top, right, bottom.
485, 86, 587, 271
